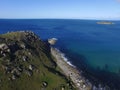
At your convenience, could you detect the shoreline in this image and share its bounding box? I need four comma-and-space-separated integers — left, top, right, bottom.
51, 47, 92, 90
51, 47, 112, 90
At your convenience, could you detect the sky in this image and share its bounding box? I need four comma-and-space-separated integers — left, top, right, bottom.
0, 0, 120, 20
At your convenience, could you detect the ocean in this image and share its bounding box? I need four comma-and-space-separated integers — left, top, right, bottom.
0, 19, 120, 89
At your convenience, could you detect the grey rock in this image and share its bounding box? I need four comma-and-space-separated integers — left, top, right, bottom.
28, 64, 34, 71
17, 66, 23, 72
22, 56, 28, 62
25, 70, 33, 76
20, 44, 26, 49
12, 75, 17, 80
42, 81, 48, 87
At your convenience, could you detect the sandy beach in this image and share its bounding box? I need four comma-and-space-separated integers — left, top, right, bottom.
51, 47, 92, 90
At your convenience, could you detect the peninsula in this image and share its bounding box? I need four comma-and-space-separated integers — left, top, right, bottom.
0, 31, 110, 90
0, 31, 75, 90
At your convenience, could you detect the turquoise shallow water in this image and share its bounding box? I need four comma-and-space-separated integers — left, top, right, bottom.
0, 19, 120, 88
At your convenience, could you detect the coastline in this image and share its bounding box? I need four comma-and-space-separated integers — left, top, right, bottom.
51, 47, 92, 90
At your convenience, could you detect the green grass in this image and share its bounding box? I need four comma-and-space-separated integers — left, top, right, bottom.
0, 31, 77, 90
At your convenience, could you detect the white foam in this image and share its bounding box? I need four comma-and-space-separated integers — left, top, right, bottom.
55, 48, 76, 68
52, 38, 58, 40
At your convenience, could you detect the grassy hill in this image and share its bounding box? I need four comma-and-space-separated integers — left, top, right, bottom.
0, 31, 76, 90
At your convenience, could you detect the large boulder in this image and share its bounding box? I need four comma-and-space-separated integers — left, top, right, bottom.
0, 43, 10, 53
48, 38, 57, 45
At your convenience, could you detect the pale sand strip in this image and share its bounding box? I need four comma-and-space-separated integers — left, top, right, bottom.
51, 47, 92, 90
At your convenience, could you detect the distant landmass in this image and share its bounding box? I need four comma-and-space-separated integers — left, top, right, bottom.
97, 21, 114, 25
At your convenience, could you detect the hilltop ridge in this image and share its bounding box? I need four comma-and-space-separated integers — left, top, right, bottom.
0, 31, 75, 90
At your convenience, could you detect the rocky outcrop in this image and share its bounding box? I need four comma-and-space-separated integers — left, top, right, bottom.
0, 43, 10, 57
48, 38, 57, 45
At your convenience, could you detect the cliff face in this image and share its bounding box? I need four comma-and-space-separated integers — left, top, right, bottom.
0, 31, 75, 90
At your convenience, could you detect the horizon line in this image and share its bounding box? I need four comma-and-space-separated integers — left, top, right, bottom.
0, 18, 120, 21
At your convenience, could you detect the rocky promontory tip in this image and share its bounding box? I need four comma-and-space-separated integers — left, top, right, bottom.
48, 38, 58, 45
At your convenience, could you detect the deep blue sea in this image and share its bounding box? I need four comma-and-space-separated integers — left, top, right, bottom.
0, 19, 120, 88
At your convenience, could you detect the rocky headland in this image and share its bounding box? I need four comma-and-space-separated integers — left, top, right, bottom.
0, 31, 112, 90
0, 31, 76, 90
